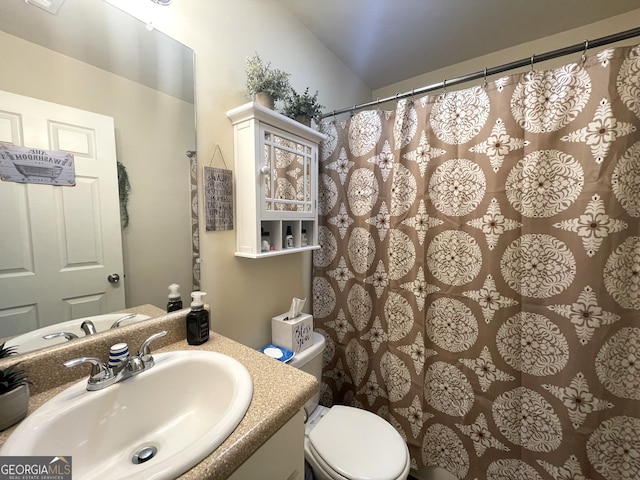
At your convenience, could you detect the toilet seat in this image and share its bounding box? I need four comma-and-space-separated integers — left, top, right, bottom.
305, 405, 410, 480
305, 442, 350, 480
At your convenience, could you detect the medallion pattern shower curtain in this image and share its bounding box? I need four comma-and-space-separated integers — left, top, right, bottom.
313, 44, 640, 479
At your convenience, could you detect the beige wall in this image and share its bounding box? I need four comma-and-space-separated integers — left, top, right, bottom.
374, 10, 640, 100
0, 30, 194, 311
106, 0, 372, 348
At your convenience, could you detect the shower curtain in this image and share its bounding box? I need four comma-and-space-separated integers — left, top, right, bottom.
313, 44, 640, 479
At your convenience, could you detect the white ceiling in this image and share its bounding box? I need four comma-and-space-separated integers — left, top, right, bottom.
278, 0, 640, 90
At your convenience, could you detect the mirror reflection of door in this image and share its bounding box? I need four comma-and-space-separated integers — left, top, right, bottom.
0, 90, 125, 339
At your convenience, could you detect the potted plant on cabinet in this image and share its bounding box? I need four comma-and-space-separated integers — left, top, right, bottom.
283, 87, 324, 127
245, 53, 291, 109
0, 343, 31, 431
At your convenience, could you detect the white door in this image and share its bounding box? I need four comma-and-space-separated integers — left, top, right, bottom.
0, 90, 125, 338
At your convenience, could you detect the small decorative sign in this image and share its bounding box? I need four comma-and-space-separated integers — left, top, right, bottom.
0, 144, 75, 186
204, 166, 233, 231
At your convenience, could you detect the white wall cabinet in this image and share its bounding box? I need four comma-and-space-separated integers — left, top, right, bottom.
227, 102, 325, 258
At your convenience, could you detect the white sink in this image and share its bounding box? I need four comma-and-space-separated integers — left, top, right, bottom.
5, 313, 151, 354
0, 350, 253, 480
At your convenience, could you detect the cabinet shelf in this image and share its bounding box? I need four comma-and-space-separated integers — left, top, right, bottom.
227, 102, 325, 258
235, 245, 321, 259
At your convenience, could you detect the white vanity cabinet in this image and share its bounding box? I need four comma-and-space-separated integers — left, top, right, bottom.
227, 409, 305, 480
227, 102, 325, 258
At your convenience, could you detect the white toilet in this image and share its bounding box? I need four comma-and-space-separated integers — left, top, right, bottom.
288, 331, 411, 480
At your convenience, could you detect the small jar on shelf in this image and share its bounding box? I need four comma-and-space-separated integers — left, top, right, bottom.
261, 228, 271, 252
285, 225, 294, 248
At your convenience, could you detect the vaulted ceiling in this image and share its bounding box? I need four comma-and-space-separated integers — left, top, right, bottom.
278, 0, 640, 89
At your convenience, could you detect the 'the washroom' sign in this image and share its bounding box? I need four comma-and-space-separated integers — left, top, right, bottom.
0, 144, 75, 186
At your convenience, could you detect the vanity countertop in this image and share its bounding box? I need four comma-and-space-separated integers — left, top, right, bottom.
0, 310, 318, 479
115, 303, 167, 318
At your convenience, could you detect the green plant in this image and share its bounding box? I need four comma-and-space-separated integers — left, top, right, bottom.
284, 88, 325, 124
245, 53, 291, 102
0, 343, 30, 395
117, 161, 131, 229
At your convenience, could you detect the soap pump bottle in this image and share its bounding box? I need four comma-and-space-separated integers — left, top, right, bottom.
166, 283, 183, 312
186, 291, 209, 345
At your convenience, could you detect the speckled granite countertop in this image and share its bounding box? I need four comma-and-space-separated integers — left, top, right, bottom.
0, 308, 318, 479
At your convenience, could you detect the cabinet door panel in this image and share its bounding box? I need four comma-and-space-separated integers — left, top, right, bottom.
263, 128, 313, 213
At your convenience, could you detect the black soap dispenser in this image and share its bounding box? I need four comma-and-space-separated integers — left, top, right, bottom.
186, 291, 209, 345
166, 283, 183, 312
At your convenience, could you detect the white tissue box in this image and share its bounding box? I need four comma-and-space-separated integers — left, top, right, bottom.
272, 312, 314, 353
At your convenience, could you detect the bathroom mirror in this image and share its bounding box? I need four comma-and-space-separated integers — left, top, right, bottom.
0, 0, 196, 355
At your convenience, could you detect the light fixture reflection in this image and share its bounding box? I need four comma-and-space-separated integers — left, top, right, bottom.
24, 0, 66, 15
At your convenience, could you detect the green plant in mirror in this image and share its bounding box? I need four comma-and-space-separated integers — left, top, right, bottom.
117, 161, 131, 229
284, 87, 325, 125
0, 343, 30, 395
245, 53, 291, 103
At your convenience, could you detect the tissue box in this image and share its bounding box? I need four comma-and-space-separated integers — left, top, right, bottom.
272, 312, 314, 353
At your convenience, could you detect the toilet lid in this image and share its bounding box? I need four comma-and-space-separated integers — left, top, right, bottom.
308, 405, 408, 480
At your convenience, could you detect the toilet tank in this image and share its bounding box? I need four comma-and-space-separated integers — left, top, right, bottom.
288, 331, 325, 414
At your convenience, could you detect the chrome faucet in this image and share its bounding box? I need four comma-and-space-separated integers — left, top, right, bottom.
81, 320, 97, 335
43, 319, 98, 342
64, 330, 168, 391
43, 314, 137, 344
110, 313, 138, 329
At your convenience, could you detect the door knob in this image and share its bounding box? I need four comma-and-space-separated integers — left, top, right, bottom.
107, 273, 120, 284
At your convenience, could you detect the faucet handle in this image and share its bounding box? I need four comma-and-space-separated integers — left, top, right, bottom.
43, 332, 79, 341
137, 330, 168, 363
110, 313, 138, 329
64, 356, 109, 378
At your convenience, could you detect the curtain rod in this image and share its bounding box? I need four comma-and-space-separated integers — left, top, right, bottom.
321, 26, 640, 119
